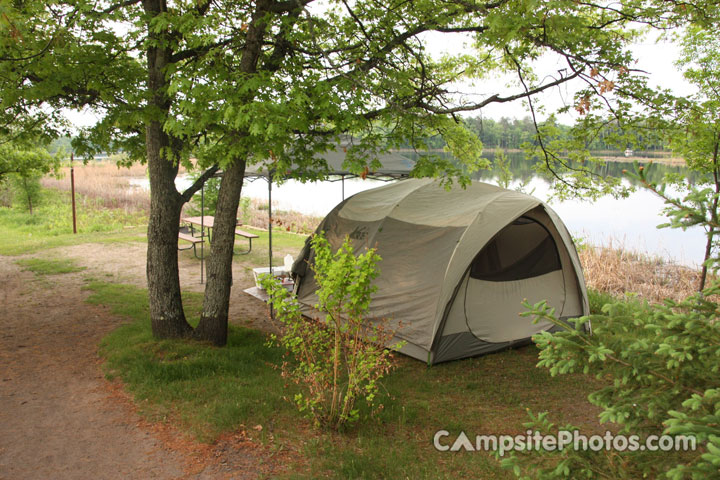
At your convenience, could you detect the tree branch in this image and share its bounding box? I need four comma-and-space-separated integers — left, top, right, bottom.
181, 165, 220, 203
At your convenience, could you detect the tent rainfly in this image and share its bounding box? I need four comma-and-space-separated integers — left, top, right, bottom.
291, 178, 590, 364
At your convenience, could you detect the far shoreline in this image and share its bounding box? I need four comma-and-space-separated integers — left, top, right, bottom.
391, 148, 685, 166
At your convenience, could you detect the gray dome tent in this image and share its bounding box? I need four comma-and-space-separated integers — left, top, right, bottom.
291, 178, 589, 364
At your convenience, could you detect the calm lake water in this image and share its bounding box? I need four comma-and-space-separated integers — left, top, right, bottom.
167, 153, 706, 267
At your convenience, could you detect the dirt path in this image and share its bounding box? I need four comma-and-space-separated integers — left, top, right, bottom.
0, 247, 278, 479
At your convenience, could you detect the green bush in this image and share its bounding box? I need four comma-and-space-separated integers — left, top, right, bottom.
10, 172, 42, 214
185, 173, 221, 216
262, 234, 402, 430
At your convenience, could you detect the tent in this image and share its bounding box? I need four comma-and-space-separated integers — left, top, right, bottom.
291, 178, 590, 364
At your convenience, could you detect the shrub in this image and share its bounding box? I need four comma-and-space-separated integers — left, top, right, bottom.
10, 172, 42, 214
185, 173, 221, 216
262, 234, 402, 430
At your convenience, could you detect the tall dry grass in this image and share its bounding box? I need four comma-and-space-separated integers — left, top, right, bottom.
579, 240, 703, 304
42, 160, 151, 213
42, 160, 323, 233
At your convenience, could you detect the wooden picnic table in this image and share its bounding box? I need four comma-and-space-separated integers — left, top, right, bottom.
179, 215, 259, 255
182, 215, 220, 229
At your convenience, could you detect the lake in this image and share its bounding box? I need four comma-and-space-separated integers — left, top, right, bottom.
171, 154, 706, 267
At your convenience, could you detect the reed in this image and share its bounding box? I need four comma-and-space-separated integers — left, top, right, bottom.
240, 198, 322, 235
41, 159, 151, 213
579, 239, 703, 304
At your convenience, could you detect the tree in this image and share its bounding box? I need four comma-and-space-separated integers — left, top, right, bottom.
0, 140, 56, 182
544, 7, 720, 288
655, 26, 720, 291
1, 0, 655, 345
189, 0, 658, 345
0, 137, 58, 213
498, 8, 720, 478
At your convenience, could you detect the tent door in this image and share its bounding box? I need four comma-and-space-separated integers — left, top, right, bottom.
463, 216, 567, 343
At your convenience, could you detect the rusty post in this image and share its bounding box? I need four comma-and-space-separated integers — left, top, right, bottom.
70, 153, 77, 234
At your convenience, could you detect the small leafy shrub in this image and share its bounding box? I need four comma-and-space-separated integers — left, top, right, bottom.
0, 178, 12, 207
262, 234, 402, 430
10, 172, 42, 214
239, 196, 251, 223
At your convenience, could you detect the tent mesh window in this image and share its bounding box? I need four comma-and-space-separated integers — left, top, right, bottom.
470, 216, 562, 282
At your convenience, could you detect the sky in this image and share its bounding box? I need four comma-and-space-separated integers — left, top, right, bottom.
425, 31, 690, 123
63, 28, 691, 129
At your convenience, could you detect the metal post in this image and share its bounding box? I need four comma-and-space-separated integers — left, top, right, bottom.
341, 174, 345, 200
268, 170, 273, 274
268, 171, 274, 320
200, 184, 204, 284
70, 153, 77, 234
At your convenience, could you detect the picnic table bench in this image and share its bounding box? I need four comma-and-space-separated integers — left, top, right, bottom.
178, 217, 259, 257
178, 229, 204, 258
234, 228, 259, 255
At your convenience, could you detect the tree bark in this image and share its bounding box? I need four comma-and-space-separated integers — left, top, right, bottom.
146, 120, 192, 338
196, 1, 270, 346
194, 159, 246, 345
144, 0, 192, 338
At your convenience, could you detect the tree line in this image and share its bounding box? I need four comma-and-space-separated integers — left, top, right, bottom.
410, 116, 669, 151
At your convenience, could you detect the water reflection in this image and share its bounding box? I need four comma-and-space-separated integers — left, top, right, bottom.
241, 152, 707, 267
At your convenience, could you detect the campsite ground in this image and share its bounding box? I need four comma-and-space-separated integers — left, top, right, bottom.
0, 183, 703, 478
0, 241, 297, 479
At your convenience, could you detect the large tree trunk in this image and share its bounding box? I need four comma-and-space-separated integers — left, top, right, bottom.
146, 120, 192, 338
196, 2, 269, 346
144, 0, 192, 338
194, 159, 246, 345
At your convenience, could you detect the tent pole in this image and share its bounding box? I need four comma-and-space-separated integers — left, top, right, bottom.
200, 183, 204, 284
341, 174, 345, 200
268, 171, 274, 319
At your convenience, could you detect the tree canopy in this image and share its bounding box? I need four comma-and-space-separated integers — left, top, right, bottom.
0, 0, 685, 343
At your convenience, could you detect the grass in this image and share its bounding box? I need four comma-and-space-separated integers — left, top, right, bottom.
40, 159, 324, 235
89, 281, 292, 442
0, 187, 147, 255
16, 257, 86, 275
244, 197, 322, 235
89, 279, 605, 478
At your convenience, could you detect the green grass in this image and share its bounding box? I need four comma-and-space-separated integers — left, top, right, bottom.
91, 280, 605, 478
297, 347, 602, 479
16, 257, 86, 275
89, 281, 292, 442
0, 187, 147, 254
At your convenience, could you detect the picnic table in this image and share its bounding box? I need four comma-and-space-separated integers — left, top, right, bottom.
178, 215, 259, 256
